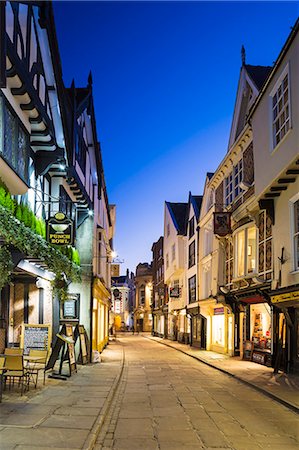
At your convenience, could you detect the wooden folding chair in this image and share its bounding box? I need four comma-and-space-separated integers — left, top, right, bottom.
26, 349, 48, 387
4, 348, 23, 355
0, 356, 6, 402
4, 355, 29, 395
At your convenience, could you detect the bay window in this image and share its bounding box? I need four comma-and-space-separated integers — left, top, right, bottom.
291, 196, 299, 271
235, 225, 257, 277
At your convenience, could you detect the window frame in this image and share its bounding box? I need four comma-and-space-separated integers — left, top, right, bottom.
171, 243, 175, 262
290, 192, 299, 273
189, 216, 195, 238
224, 159, 243, 206
188, 240, 196, 268
233, 223, 258, 279
269, 63, 291, 151
188, 275, 196, 304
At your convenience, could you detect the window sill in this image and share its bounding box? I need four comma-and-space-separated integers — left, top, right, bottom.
271, 127, 292, 155
289, 269, 299, 275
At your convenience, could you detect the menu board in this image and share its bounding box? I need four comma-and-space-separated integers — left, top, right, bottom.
21, 324, 51, 355
65, 324, 76, 369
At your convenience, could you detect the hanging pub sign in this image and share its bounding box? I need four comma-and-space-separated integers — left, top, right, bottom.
213, 212, 231, 237
46, 212, 74, 246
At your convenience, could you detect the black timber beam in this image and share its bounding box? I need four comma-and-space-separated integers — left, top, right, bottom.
35, 147, 64, 176
278, 178, 296, 184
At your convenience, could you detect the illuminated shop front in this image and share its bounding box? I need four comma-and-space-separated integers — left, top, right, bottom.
92, 278, 110, 355
241, 295, 273, 366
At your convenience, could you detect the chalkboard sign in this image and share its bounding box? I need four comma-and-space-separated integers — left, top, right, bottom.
46, 324, 76, 378
243, 340, 254, 361
20, 324, 52, 356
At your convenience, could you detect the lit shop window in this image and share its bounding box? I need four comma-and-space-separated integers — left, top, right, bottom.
250, 303, 271, 350
271, 66, 290, 149
235, 225, 257, 277
212, 311, 225, 346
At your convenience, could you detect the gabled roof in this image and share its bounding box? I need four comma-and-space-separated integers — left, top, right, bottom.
166, 202, 188, 235
245, 65, 272, 91
188, 192, 203, 221
228, 59, 272, 149
192, 195, 203, 220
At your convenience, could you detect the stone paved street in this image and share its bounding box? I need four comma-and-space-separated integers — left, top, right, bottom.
94, 335, 299, 450
0, 335, 298, 450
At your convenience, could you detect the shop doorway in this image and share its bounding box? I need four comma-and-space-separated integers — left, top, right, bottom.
191, 315, 206, 349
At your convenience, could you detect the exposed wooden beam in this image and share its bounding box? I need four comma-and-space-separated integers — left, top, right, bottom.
277, 178, 296, 184
265, 193, 280, 198
270, 186, 287, 192
286, 169, 299, 175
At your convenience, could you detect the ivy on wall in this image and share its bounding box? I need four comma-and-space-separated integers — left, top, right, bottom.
0, 245, 14, 290
0, 183, 81, 300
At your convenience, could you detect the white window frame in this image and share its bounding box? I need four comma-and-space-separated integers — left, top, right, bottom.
224, 159, 243, 206
290, 192, 299, 273
171, 244, 175, 262
269, 63, 291, 151
233, 224, 258, 279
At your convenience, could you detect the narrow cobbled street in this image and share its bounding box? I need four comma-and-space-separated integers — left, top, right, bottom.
0, 335, 299, 450
94, 335, 299, 450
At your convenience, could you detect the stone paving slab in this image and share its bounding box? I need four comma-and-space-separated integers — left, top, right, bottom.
40, 414, 96, 429
0, 413, 44, 427
0, 427, 89, 447
114, 418, 154, 438
53, 406, 99, 416
112, 438, 158, 450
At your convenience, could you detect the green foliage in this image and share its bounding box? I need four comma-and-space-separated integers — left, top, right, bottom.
0, 245, 14, 290
72, 248, 80, 265
0, 204, 81, 282
0, 181, 81, 295
15, 204, 22, 222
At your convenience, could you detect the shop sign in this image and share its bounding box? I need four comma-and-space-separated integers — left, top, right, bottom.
46, 212, 74, 245
213, 212, 231, 237
239, 294, 265, 304
214, 307, 224, 315
170, 287, 180, 298
271, 290, 299, 304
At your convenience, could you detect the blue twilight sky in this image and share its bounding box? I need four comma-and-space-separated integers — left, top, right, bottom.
53, 1, 299, 274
